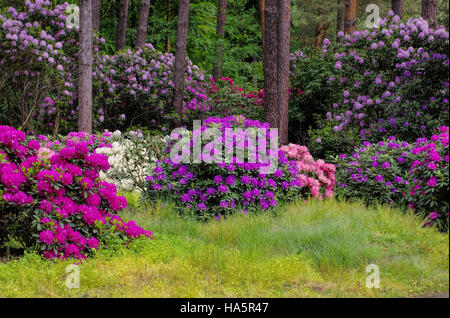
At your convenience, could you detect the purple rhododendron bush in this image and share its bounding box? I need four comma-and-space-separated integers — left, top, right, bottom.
0, 125, 152, 260
143, 116, 336, 219
337, 126, 449, 230
289, 12, 449, 158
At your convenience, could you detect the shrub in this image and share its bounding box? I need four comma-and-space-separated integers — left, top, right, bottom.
336, 126, 449, 230
143, 116, 335, 219
96, 129, 167, 192
306, 120, 360, 161
280, 143, 336, 199
288, 48, 338, 146
326, 14, 449, 143
93, 44, 209, 131
289, 13, 449, 155
0, 1, 75, 135
202, 77, 265, 122
0, 125, 152, 259
143, 116, 303, 218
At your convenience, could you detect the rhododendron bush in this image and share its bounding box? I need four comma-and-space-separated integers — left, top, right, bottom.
202, 77, 265, 122
289, 12, 449, 156
143, 116, 335, 218
337, 126, 449, 230
280, 144, 336, 199
0, 125, 151, 260
328, 14, 449, 142
93, 44, 210, 131
96, 130, 167, 192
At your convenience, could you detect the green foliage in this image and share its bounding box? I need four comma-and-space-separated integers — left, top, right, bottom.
307, 120, 360, 161
288, 48, 337, 146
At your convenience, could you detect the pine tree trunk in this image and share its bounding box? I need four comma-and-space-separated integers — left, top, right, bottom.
260, 0, 265, 51
165, 36, 171, 52
277, 0, 290, 145
213, 0, 227, 80
78, 0, 93, 134
263, 0, 279, 131
422, 0, 437, 29
92, 0, 101, 32
344, 0, 356, 35
391, 0, 403, 18
116, 0, 129, 51
173, 0, 190, 125
136, 0, 151, 49
336, 0, 344, 42
315, 21, 323, 48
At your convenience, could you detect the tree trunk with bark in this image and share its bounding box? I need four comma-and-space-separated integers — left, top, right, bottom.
165, 1, 172, 52
391, 0, 403, 18
277, 0, 290, 145
344, 0, 356, 35
136, 0, 151, 49
116, 0, 130, 51
336, 0, 344, 42
263, 0, 279, 132
422, 0, 437, 29
213, 0, 227, 80
78, 0, 93, 134
260, 0, 265, 50
173, 0, 190, 125
165, 36, 171, 52
92, 0, 100, 32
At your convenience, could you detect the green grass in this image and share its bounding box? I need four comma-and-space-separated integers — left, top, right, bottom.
0, 199, 448, 297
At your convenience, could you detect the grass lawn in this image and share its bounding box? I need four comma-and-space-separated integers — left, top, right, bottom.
0, 199, 448, 298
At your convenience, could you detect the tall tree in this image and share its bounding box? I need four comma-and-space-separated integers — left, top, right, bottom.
116, 0, 130, 51
336, 0, 344, 42
92, 0, 100, 32
260, 0, 265, 49
173, 0, 190, 125
391, 0, 403, 18
263, 0, 279, 132
78, 0, 93, 134
136, 0, 151, 49
422, 0, 437, 29
344, 0, 356, 34
277, 0, 290, 145
165, 1, 172, 52
213, 0, 227, 80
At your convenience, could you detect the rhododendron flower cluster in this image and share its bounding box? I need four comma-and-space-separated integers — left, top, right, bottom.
0, 125, 152, 260
337, 126, 449, 230
280, 144, 336, 199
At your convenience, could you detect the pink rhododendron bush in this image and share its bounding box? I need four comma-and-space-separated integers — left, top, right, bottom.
280, 144, 336, 199
0, 125, 152, 260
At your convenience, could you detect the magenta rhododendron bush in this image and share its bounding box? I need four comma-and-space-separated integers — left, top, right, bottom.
337, 126, 449, 230
0, 125, 152, 260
